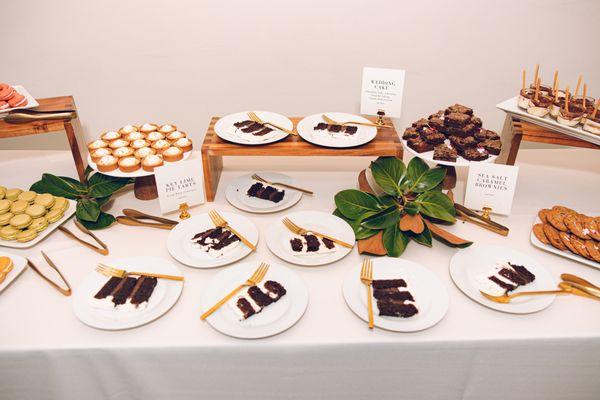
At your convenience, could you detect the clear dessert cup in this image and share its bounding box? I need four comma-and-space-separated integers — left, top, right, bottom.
583, 115, 600, 135
557, 104, 585, 127
550, 97, 565, 118
526, 96, 552, 117
518, 88, 535, 109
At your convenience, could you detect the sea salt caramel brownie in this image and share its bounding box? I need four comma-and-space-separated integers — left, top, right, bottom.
412, 118, 430, 130
407, 137, 434, 153
423, 129, 446, 145
433, 144, 457, 162
444, 104, 473, 116
462, 147, 489, 161
402, 127, 420, 140
444, 112, 471, 128
480, 139, 502, 155
474, 128, 500, 142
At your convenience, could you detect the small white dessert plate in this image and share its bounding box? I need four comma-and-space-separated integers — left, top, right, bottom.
343, 257, 448, 332
214, 111, 292, 145
449, 244, 557, 314
0, 85, 39, 116
296, 112, 377, 148
0, 199, 76, 249
86, 151, 191, 178
72, 256, 184, 330
225, 172, 303, 214
167, 211, 259, 268
0, 252, 27, 293
201, 261, 308, 339
266, 210, 355, 266
530, 215, 599, 270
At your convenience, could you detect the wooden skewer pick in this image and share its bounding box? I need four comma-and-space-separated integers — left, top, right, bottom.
534, 77, 540, 102
554, 80, 559, 102
522, 70, 526, 91
533, 64, 539, 87
592, 99, 600, 119
574, 75, 583, 97
582, 84, 587, 108
552, 70, 558, 94
564, 87, 570, 113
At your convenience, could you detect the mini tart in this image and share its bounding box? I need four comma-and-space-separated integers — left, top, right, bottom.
51, 197, 69, 212
140, 123, 158, 134
118, 124, 138, 135
0, 199, 11, 213
0, 212, 14, 226
125, 131, 146, 142
5, 188, 22, 201
101, 131, 121, 141
130, 139, 150, 149
112, 146, 135, 158
166, 130, 186, 141
96, 155, 119, 172
118, 156, 141, 173
9, 213, 32, 229
146, 131, 165, 142
141, 154, 164, 172
151, 139, 171, 153
162, 146, 183, 162
109, 139, 130, 149
29, 217, 49, 232
17, 190, 37, 203
10, 200, 28, 214
16, 228, 38, 243
88, 139, 109, 151
134, 147, 156, 159
0, 225, 19, 240
46, 209, 64, 223
25, 204, 47, 218
34, 193, 55, 209
158, 124, 177, 134
173, 137, 193, 152
90, 148, 112, 162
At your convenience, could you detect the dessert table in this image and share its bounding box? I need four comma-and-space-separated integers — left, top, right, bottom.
1, 149, 599, 400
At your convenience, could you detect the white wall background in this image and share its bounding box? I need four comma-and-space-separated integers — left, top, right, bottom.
2, 0, 600, 149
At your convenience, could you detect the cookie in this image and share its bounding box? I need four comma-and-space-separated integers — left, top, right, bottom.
532, 223, 550, 244
543, 223, 567, 250
547, 210, 568, 232
569, 235, 591, 259
584, 240, 600, 263
538, 209, 551, 223
584, 219, 600, 241
552, 205, 577, 215
559, 232, 578, 255
564, 214, 590, 240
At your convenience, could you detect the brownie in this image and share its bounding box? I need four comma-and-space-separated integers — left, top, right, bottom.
264, 280, 287, 299
290, 238, 303, 252
428, 116, 446, 132
445, 104, 473, 116
470, 116, 482, 128
428, 110, 445, 120
248, 286, 274, 307
314, 122, 328, 130
449, 135, 477, 151
130, 277, 158, 305
412, 118, 430, 130
433, 144, 457, 162
446, 123, 476, 137
480, 139, 501, 155
474, 129, 500, 142
444, 112, 471, 128
94, 277, 122, 299
407, 138, 434, 153
344, 126, 358, 135
234, 120, 254, 128
403, 127, 420, 140
237, 298, 256, 319
462, 147, 489, 161
372, 279, 407, 289
303, 234, 321, 252
424, 130, 446, 145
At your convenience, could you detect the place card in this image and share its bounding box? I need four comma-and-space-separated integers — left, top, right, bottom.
154, 159, 205, 214
360, 67, 405, 118
464, 163, 519, 216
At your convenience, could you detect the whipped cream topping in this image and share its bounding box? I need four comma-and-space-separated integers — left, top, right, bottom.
119, 156, 139, 166
226, 125, 279, 143
159, 124, 175, 132
152, 139, 170, 149
143, 154, 163, 165
141, 123, 157, 132
89, 140, 108, 149
134, 147, 154, 158
98, 155, 117, 165
167, 131, 186, 140
146, 132, 164, 141
287, 233, 337, 257
120, 124, 137, 133
174, 137, 191, 147
92, 148, 111, 157
163, 146, 182, 156
131, 139, 148, 149
110, 139, 129, 148
113, 147, 134, 157
126, 132, 145, 141
102, 131, 121, 140
190, 231, 240, 258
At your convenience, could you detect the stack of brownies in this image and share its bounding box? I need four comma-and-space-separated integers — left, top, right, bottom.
402, 104, 502, 162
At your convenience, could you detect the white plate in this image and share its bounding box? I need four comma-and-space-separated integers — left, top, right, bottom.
86, 151, 191, 178
167, 211, 259, 268
449, 244, 557, 314
201, 261, 308, 339
225, 172, 303, 214
296, 112, 377, 148
530, 215, 599, 270
497, 96, 600, 146
72, 256, 184, 330
0, 85, 39, 116
214, 111, 292, 145
266, 210, 355, 266
0, 199, 76, 249
0, 252, 27, 293
343, 257, 448, 332
401, 137, 498, 167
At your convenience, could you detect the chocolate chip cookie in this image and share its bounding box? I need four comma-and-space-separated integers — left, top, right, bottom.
532, 223, 550, 244
543, 223, 567, 250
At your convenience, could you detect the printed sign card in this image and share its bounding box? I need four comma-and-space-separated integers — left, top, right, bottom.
154, 159, 205, 214
464, 163, 519, 215
360, 67, 405, 118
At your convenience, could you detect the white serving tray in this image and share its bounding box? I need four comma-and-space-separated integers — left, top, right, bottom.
497, 97, 600, 146
0, 252, 27, 293
0, 85, 39, 116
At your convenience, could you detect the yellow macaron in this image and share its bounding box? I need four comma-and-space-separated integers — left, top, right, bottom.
0, 186, 6, 200
29, 217, 49, 232
25, 204, 47, 219
0, 226, 19, 240
5, 189, 22, 201
16, 229, 38, 243
17, 190, 37, 203
10, 200, 28, 215
34, 193, 56, 209
45, 208, 64, 223
51, 197, 69, 212
0, 199, 10, 214
0, 212, 14, 226
9, 213, 32, 230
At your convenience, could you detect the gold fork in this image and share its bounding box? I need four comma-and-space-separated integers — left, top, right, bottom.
360, 259, 374, 329
322, 114, 387, 128
252, 173, 313, 195
97, 263, 184, 281
247, 111, 297, 136
480, 288, 570, 304
282, 217, 353, 248
201, 262, 270, 320
208, 210, 257, 251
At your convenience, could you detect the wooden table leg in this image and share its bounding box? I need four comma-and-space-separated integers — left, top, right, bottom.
201, 149, 223, 202
505, 131, 523, 166
64, 119, 87, 183
134, 175, 158, 200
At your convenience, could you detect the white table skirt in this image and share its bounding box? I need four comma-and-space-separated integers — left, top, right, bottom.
1, 149, 599, 400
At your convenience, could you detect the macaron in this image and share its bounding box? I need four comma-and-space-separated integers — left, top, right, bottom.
17, 190, 37, 203
9, 213, 32, 229
10, 200, 28, 214
16, 229, 38, 243
45, 208, 64, 223
0, 199, 10, 214
5, 188, 22, 201
51, 197, 69, 212
0, 186, 6, 199
29, 217, 49, 232
35, 193, 55, 209
25, 204, 47, 219
0, 226, 19, 240
0, 212, 14, 226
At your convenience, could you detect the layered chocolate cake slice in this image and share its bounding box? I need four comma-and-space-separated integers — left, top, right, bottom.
314, 123, 358, 137
371, 278, 418, 318
228, 120, 276, 141
229, 280, 287, 320
289, 233, 336, 256
246, 182, 285, 203
190, 226, 240, 257
93, 275, 159, 310
477, 261, 536, 296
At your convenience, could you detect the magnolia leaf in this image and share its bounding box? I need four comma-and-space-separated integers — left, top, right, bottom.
399, 213, 424, 234
362, 205, 401, 229
382, 224, 409, 257
407, 224, 433, 247
87, 173, 131, 198
30, 174, 86, 199
405, 157, 429, 188
76, 198, 101, 222
84, 165, 94, 179
424, 220, 472, 248
333, 208, 377, 240
415, 191, 456, 222
334, 189, 381, 220
410, 167, 446, 194
78, 211, 116, 230
357, 231, 387, 255
403, 201, 419, 215
370, 157, 406, 196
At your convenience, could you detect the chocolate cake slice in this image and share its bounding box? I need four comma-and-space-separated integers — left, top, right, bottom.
264, 280, 287, 298
372, 279, 407, 289
248, 286, 274, 307
478, 261, 536, 296
111, 277, 138, 305
371, 278, 417, 318
246, 182, 285, 203
241, 122, 265, 133
233, 120, 254, 129
508, 263, 536, 283
314, 122, 328, 130
290, 238, 303, 252
130, 276, 158, 305
191, 226, 240, 252
253, 127, 274, 136
236, 298, 256, 319
377, 301, 419, 318
232, 280, 287, 320
94, 276, 122, 299
343, 126, 358, 135
303, 234, 321, 252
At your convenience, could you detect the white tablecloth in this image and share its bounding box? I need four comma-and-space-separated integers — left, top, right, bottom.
1, 149, 599, 400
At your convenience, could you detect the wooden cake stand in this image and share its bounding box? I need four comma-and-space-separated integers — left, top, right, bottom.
201, 116, 403, 201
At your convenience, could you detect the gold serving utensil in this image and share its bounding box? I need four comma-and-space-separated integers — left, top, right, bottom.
58, 220, 109, 255
208, 210, 256, 251
251, 173, 313, 195
480, 288, 569, 304
27, 251, 72, 296
560, 274, 600, 291
123, 209, 179, 225
282, 217, 353, 249
321, 114, 391, 128
96, 263, 184, 282
200, 262, 269, 320
559, 282, 600, 301
454, 203, 509, 236
360, 258, 374, 329
116, 216, 175, 230
247, 111, 297, 136
116, 209, 178, 230
4, 111, 77, 124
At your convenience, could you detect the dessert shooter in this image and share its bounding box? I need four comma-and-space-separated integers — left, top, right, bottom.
583, 100, 600, 135
526, 78, 552, 117
557, 88, 585, 127
518, 70, 535, 109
